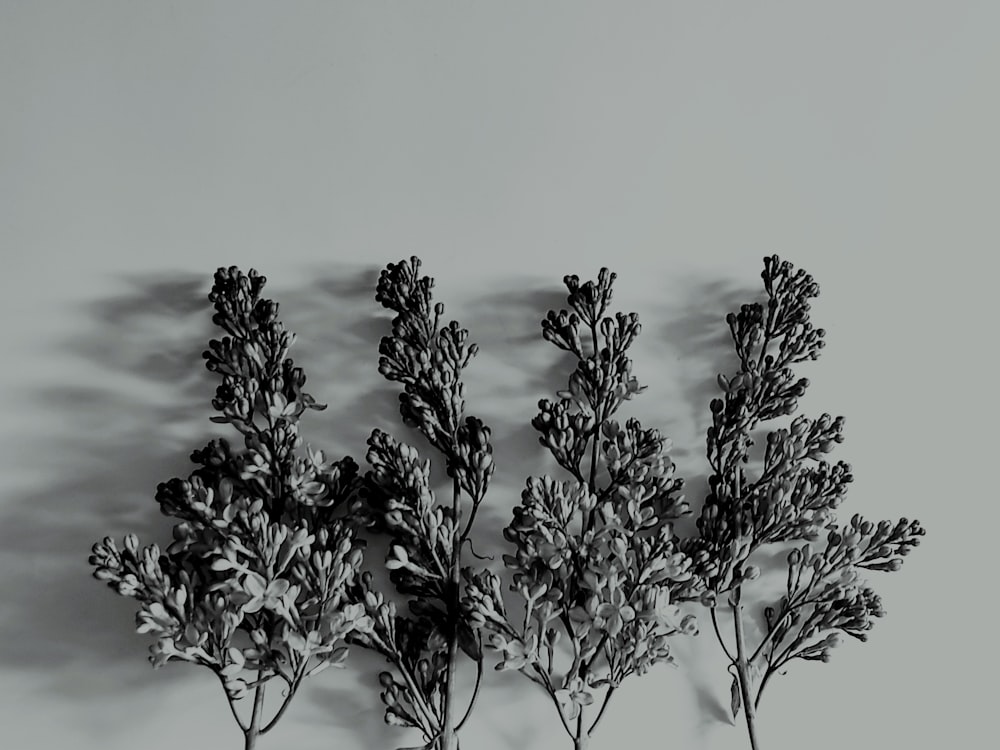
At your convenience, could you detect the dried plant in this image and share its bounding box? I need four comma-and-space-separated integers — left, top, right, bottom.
463, 268, 700, 750
685, 256, 925, 749
89, 267, 371, 750
349, 257, 495, 750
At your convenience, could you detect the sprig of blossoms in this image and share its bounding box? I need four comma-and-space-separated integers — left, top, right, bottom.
89, 267, 371, 750
351, 258, 495, 750
464, 268, 698, 750
684, 256, 925, 750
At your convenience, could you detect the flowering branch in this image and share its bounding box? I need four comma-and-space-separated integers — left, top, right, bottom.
685, 256, 925, 749
350, 257, 494, 750
89, 267, 372, 750
464, 268, 699, 750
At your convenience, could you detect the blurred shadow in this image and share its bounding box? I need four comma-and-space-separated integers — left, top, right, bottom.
669, 607, 736, 734
651, 276, 757, 535
454, 282, 574, 571
306, 646, 403, 749
0, 263, 394, 702
268, 264, 397, 460
0, 271, 216, 697
658, 278, 753, 443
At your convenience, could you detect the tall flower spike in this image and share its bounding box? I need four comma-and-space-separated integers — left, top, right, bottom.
354, 257, 494, 750
464, 268, 698, 750
684, 256, 925, 750
89, 267, 369, 750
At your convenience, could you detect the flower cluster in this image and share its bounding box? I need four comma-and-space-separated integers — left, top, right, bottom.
357, 258, 494, 750
464, 269, 698, 749
89, 267, 370, 749
685, 256, 925, 749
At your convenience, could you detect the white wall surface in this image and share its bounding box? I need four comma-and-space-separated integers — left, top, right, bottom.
0, 3, 994, 750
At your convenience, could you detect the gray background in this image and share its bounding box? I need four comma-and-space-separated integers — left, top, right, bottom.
0, 2, 993, 749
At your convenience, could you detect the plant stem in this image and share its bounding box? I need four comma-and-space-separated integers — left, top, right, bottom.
731, 588, 761, 750
587, 686, 616, 735
710, 607, 736, 663
755, 665, 777, 710
244, 674, 266, 750
455, 651, 483, 732
439, 474, 463, 750
260, 670, 302, 734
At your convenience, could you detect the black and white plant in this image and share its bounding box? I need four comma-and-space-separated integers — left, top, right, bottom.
350, 257, 495, 750
89, 267, 372, 750
684, 256, 925, 749
463, 268, 701, 750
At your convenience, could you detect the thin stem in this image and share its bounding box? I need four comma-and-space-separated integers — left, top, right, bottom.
395, 657, 440, 738
731, 589, 761, 750
748, 591, 823, 665
754, 665, 778, 710
459, 497, 481, 542
363, 618, 440, 737
455, 653, 483, 732
260, 667, 304, 734
583, 633, 610, 676
711, 607, 736, 663
587, 686, 616, 735
530, 663, 576, 739
749, 622, 782, 666
220, 681, 248, 733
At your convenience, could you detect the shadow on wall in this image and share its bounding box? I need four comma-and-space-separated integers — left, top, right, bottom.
650, 277, 757, 538
0, 260, 769, 747
0, 271, 216, 698
641, 273, 761, 731
0, 263, 394, 698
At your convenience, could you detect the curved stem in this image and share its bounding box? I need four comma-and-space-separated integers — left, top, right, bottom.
754, 664, 778, 710
711, 607, 736, 663
219, 678, 248, 733
587, 686, 616, 736
455, 654, 483, 731
260, 667, 304, 734
530, 664, 575, 740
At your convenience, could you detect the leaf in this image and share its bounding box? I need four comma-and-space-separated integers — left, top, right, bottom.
730, 674, 742, 721
305, 660, 334, 678
456, 621, 482, 661
325, 646, 350, 667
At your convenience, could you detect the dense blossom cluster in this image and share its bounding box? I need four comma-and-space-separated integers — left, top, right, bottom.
355, 257, 494, 750
463, 269, 698, 750
685, 256, 925, 750
89, 267, 370, 750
